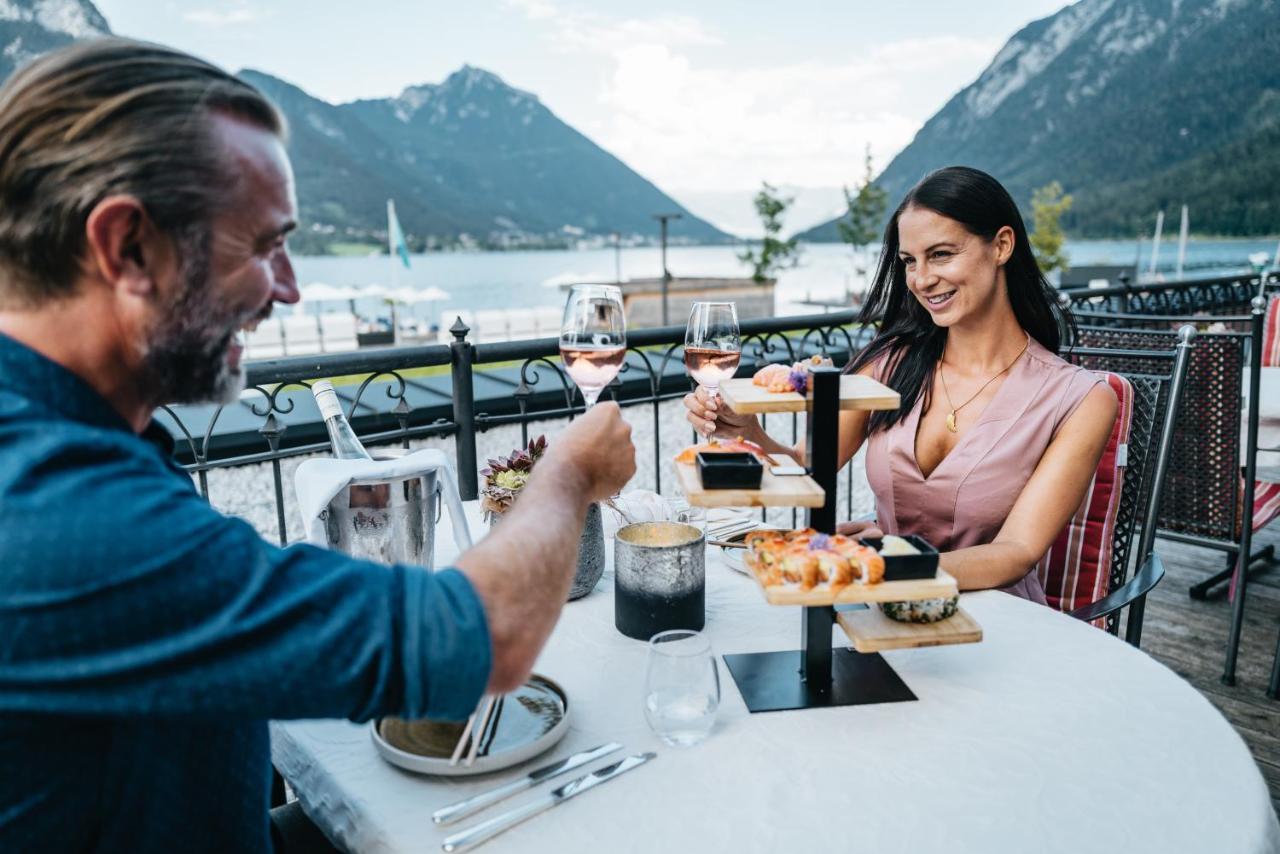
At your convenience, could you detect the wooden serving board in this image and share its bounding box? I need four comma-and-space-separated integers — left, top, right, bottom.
836, 605, 982, 653
743, 559, 960, 606
675, 461, 825, 508
718, 375, 900, 415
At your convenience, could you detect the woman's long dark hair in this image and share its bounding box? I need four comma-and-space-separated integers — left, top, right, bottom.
847, 165, 1073, 434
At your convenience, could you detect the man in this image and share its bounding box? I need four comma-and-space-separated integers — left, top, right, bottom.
0, 39, 636, 852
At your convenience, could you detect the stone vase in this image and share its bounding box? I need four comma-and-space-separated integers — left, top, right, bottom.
488, 501, 604, 601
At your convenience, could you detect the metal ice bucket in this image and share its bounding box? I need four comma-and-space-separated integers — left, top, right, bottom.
324, 448, 441, 568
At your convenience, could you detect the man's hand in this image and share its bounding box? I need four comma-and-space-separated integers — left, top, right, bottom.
537, 402, 635, 502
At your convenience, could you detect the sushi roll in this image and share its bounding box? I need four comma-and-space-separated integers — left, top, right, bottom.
880, 596, 960, 623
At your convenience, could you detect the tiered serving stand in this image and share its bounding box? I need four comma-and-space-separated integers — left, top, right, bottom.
676, 366, 979, 713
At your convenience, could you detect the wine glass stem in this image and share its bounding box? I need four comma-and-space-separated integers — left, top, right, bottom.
702, 385, 719, 441
583, 388, 601, 409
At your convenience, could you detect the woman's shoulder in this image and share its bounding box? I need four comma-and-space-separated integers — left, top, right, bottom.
1023, 336, 1116, 422
1025, 336, 1105, 389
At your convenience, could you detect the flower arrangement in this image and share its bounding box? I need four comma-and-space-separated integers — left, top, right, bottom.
479, 435, 547, 521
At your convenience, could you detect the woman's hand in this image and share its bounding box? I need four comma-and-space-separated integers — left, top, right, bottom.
837, 519, 884, 540
683, 386, 758, 441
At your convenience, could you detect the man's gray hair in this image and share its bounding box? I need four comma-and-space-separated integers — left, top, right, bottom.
0, 37, 285, 308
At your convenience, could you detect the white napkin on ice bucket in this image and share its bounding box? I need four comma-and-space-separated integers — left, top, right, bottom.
294, 449, 472, 559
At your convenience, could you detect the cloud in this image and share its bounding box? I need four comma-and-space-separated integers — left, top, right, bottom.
502, 0, 558, 21
183, 4, 262, 27
508, 3, 997, 192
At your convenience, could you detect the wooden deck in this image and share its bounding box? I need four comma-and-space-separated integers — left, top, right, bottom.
1136, 525, 1280, 816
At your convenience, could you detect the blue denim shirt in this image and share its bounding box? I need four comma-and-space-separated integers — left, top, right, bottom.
0, 333, 491, 852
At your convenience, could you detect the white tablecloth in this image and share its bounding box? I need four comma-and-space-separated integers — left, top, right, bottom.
272, 502, 1280, 854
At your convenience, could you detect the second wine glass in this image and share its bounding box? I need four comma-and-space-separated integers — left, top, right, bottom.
684, 301, 740, 402
560, 284, 626, 408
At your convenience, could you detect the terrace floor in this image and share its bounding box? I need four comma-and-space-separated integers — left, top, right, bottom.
1143, 524, 1280, 816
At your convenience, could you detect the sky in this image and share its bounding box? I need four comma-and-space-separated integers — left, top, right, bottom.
93, 0, 1070, 234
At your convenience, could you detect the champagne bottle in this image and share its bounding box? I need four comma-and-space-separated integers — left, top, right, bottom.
311, 380, 373, 461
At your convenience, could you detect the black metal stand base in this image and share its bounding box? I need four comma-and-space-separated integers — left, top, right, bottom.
1188, 544, 1276, 600
722, 648, 917, 713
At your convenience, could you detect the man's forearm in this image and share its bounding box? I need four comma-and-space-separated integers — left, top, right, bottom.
456, 463, 593, 691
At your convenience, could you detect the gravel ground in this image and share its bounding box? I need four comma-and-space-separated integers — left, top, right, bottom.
201, 399, 876, 545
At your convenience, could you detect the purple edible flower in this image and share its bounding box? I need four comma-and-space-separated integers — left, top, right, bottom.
808, 533, 832, 552
788, 368, 808, 394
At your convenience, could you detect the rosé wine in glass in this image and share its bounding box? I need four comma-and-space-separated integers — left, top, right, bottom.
560, 285, 626, 408
684, 302, 740, 402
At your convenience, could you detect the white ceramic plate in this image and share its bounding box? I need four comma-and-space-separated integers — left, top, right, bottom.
370, 674, 570, 777
716, 526, 781, 575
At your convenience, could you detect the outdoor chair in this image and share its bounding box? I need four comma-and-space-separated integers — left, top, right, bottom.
1073, 315, 1277, 684
1262, 293, 1279, 367
1045, 328, 1194, 647
318, 313, 359, 353
282, 314, 324, 356
244, 316, 286, 360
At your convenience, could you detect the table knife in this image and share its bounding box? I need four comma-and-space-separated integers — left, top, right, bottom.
440, 752, 656, 852
431, 742, 622, 826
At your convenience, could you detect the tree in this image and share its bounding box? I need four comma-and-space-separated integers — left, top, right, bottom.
739, 182, 799, 283
836, 145, 888, 299
1030, 181, 1073, 275
838, 145, 888, 249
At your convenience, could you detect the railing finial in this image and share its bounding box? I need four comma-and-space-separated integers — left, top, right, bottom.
450, 316, 471, 341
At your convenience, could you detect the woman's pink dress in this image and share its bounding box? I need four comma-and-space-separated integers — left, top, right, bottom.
865, 337, 1105, 603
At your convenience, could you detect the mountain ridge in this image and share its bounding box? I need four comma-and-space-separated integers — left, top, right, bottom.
799, 0, 1280, 242
0, 1, 728, 251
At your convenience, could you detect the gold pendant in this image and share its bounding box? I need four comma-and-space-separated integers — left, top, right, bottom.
946, 411, 958, 433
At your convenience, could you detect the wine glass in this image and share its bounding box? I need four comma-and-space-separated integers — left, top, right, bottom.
643, 629, 720, 748
684, 301, 740, 403
560, 284, 626, 408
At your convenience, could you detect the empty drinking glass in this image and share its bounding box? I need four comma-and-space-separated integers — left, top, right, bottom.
643, 629, 720, 748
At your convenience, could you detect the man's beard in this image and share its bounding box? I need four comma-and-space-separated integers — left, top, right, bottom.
140, 228, 248, 407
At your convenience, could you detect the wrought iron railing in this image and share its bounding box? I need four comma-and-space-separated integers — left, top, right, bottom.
159, 310, 871, 545
1060, 270, 1276, 319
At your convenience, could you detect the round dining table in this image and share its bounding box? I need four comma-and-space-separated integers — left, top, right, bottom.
271, 502, 1280, 854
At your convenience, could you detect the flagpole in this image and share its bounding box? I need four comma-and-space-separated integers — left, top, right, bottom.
388, 199, 398, 344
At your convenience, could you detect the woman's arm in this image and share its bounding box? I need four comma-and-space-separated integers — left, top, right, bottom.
941, 383, 1118, 590
683, 365, 876, 469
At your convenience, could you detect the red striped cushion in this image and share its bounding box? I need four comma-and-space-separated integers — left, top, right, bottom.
1263, 295, 1280, 368
1037, 373, 1134, 625
1251, 478, 1280, 533
1226, 477, 1280, 601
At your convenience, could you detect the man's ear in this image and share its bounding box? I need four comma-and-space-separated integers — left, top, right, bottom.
84, 195, 156, 297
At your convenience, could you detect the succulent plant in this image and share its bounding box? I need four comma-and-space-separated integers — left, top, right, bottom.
479, 435, 547, 520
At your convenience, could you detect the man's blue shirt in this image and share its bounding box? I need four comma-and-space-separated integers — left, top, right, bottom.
0, 332, 491, 852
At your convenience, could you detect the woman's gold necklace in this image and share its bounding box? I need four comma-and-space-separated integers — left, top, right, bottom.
938, 336, 1030, 433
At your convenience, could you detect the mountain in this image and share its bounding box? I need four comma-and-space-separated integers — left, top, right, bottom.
0, 0, 107, 81
799, 0, 1280, 242
0, 2, 727, 250
337, 67, 727, 246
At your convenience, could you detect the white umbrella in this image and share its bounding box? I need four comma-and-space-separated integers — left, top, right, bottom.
386, 286, 450, 304
299, 282, 358, 302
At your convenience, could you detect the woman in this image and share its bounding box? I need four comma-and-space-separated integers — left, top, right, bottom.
685, 166, 1116, 602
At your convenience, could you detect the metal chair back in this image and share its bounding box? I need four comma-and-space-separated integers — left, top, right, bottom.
1063, 328, 1196, 645
1074, 325, 1246, 545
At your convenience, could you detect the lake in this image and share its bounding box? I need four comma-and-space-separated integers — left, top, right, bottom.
291, 238, 1279, 328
